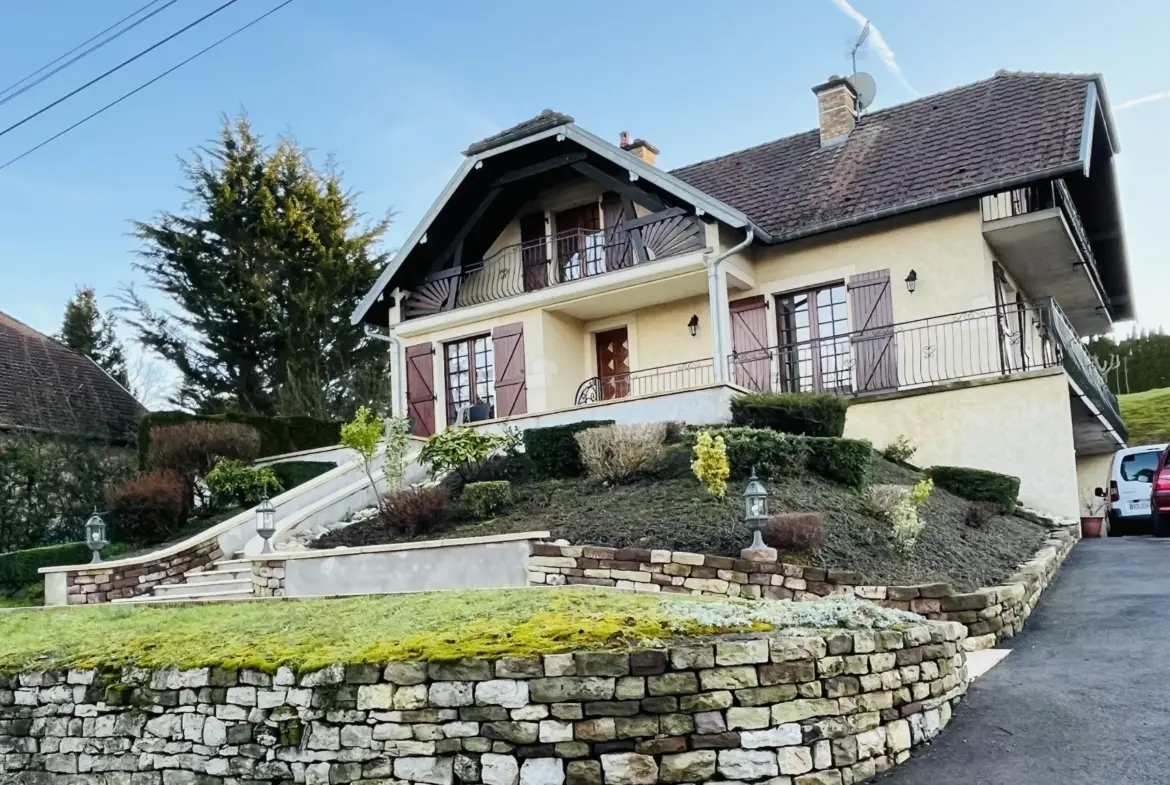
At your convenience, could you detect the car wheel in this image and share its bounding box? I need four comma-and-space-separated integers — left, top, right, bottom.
1154, 511, 1169, 538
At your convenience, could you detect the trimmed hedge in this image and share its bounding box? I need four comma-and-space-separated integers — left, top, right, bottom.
522, 420, 615, 479
0, 542, 128, 593
462, 481, 512, 519
687, 426, 872, 489
731, 392, 849, 437
138, 412, 342, 469
927, 466, 1021, 514
269, 461, 337, 491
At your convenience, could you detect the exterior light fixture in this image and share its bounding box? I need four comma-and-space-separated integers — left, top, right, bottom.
85, 510, 108, 564
905, 269, 918, 294
256, 493, 277, 554
688, 314, 700, 337
743, 469, 769, 550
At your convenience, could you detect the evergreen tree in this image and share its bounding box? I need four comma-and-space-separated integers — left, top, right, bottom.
1087, 328, 1170, 395
58, 287, 129, 388
123, 114, 392, 418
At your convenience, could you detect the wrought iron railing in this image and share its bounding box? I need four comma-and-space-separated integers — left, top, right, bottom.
402, 209, 706, 320
727, 298, 1122, 428
574, 358, 715, 405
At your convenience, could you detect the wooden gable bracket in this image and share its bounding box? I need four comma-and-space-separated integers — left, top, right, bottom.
492, 152, 589, 187
570, 161, 665, 212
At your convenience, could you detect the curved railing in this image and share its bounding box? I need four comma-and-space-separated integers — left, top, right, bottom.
574, 358, 715, 405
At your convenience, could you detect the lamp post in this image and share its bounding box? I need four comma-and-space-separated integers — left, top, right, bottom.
256, 493, 276, 554
743, 469, 769, 551
85, 511, 107, 564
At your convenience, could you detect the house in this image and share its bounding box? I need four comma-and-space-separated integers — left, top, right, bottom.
352, 71, 1132, 520
0, 312, 144, 445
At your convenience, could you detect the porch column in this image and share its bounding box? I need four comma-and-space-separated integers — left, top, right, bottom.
708, 267, 733, 382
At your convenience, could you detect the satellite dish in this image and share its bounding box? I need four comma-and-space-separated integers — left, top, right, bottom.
850, 72, 877, 110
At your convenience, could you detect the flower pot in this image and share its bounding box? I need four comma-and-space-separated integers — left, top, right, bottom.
466, 403, 492, 422
1081, 516, 1104, 538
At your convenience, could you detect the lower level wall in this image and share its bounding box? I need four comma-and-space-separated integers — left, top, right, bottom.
0, 624, 968, 785
844, 370, 1080, 519
1075, 452, 1113, 517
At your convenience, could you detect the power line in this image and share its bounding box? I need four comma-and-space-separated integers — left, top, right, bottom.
0, 0, 169, 99
0, 0, 185, 109
0, 0, 296, 172
0, 0, 243, 142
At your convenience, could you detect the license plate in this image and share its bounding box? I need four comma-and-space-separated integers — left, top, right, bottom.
1129, 500, 1150, 514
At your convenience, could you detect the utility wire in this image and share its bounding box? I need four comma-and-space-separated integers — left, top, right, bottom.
0, 0, 296, 172
0, 0, 168, 99
0, 0, 185, 109
0, 0, 243, 142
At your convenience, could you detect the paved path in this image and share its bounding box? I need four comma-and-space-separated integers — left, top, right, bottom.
883, 537, 1170, 785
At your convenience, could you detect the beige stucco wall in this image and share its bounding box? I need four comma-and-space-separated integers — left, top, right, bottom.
1075, 452, 1115, 518
844, 370, 1080, 519
542, 310, 587, 411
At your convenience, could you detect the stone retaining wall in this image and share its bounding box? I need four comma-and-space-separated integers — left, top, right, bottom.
51, 540, 223, 606
0, 623, 967, 785
530, 523, 1078, 652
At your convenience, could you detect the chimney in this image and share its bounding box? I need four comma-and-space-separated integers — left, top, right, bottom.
620, 131, 659, 166
812, 76, 858, 147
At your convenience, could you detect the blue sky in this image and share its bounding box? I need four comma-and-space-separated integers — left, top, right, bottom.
1, 0, 1168, 401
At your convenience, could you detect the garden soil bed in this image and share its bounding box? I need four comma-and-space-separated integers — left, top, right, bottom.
317, 456, 1049, 592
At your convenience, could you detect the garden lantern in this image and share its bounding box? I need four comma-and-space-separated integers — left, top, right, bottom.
743, 469, 769, 550
85, 511, 107, 564
256, 493, 277, 554
904, 269, 918, 294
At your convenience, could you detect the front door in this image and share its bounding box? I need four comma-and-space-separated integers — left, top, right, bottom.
595, 327, 630, 400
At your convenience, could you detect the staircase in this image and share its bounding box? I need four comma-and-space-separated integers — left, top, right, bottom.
112, 560, 255, 604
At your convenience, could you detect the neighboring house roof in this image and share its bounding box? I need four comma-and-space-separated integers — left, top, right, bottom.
670, 71, 1114, 240
0, 312, 145, 444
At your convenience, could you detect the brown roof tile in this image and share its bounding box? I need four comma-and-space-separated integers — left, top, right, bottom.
0, 312, 144, 444
671, 72, 1096, 239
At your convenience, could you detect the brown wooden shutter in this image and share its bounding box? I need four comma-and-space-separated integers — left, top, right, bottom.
847, 270, 898, 393
601, 192, 634, 269
493, 323, 527, 417
520, 213, 548, 292
405, 343, 436, 436
729, 296, 772, 392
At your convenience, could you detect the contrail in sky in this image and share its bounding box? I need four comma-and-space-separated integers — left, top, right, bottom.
829, 0, 919, 96
1116, 91, 1170, 111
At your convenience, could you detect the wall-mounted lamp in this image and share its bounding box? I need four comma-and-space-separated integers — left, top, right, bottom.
687, 314, 700, 337
905, 269, 918, 294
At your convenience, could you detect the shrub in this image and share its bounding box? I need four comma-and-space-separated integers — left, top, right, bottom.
269, 461, 335, 491
881, 435, 917, 464
927, 466, 1020, 514
691, 431, 730, 498
731, 392, 848, 437
105, 471, 188, 544
575, 424, 667, 483
421, 428, 508, 481
379, 486, 450, 538
148, 422, 261, 480
762, 512, 826, 554
462, 481, 512, 519
706, 427, 811, 479
0, 542, 128, 593
869, 478, 933, 556
522, 420, 615, 479
138, 411, 342, 468
804, 437, 872, 489
965, 501, 998, 528
204, 459, 282, 508
342, 406, 385, 506
383, 416, 413, 489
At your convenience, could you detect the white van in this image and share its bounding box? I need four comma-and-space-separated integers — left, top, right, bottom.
1106, 443, 1168, 535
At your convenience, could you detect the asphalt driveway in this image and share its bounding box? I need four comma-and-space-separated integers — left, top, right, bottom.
883, 537, 1170, 785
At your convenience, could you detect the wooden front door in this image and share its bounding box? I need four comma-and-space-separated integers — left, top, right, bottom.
595, 327, 630, 400
730, 296, 771, 392
555, 203, 603, 282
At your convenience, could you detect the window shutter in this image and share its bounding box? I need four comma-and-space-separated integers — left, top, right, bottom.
847, 270, 898, 392
601, 192, 634, 269
405, 343, 436, 436
520, 213, 548, 292
492, 323, 527, 417
729, 296, 772, 392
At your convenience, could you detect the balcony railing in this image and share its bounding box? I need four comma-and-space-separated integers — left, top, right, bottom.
727, 298, 1122, 428
575, 358, 715, 405
403, 209, 706, 320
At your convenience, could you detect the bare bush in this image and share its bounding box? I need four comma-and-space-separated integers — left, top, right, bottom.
575, 423, 667, 483
965, 501, 998, 528
762, 512, 826, 554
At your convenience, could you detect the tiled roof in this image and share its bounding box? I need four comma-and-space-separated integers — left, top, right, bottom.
464, 109, 574, 156
671, 72, 1098, 239
0, 312, 144, 444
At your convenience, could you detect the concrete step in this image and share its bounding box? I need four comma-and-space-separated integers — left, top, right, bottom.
153, 579, 252, 599
187, 567, 251, 584
110, 590, 255, 605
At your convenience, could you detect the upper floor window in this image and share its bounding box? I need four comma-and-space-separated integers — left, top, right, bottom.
445, 335, 494, 422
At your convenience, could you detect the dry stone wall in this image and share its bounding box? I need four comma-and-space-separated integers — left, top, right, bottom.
0, 624, 968, 785
57, 540, 223, 605
530, 524, 1077, 652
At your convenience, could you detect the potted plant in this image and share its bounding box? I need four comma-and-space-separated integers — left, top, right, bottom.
1081, 491, 1106, 538
466, 398, 492, 423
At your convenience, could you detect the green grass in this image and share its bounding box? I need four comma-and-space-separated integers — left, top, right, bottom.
0, 589, 763, 673
1120, 387, 1170, 445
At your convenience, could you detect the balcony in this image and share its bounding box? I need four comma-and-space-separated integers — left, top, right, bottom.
402, 210, 706, 320
726, 298, 1124, 438
980, 180, 1110, 333
574, 358, 716, 405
